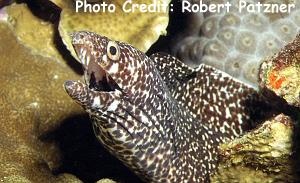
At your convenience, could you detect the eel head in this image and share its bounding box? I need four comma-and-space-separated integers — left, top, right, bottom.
64, 31, 150, 108
64, 31, 175, 182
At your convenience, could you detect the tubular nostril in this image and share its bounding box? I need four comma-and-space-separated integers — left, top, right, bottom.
71, 31, 88, 45
70, 32, 78, 43
64, 80, 76, 95
64, 80, 74, 88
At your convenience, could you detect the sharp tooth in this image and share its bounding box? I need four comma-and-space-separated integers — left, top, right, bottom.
84, 70, 90, 85
86, 55, 90, 66
81, 49, 87, 63
106, 73, 110, 82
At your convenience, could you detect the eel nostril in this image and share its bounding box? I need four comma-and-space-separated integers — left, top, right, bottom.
71, 32, 87, 44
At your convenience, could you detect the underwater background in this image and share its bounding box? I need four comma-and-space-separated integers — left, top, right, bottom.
0, 0, 299, 182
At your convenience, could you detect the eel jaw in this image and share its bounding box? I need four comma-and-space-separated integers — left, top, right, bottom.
72, 43, 122, 93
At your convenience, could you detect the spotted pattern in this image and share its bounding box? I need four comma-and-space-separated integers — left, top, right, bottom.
150, 53, 264, 140
64, 31, 275, 183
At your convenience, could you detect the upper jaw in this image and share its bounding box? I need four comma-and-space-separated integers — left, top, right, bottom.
71, 34, 122, 93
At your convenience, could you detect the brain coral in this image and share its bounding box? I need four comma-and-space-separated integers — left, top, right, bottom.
172, 0, 300, 88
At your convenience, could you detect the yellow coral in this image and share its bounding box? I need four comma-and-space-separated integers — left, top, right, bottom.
49, 0, 72, 9
212, 114, 295, 182
5, 3, 64, 61
58, 0, 169, 58
0, 14, 84, 183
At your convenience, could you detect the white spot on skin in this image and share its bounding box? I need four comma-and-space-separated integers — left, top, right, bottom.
102, 54, 107, 63
140, 114, 148, 122
92, 96, 101, 108
127, 63, 135, 74
81, 49, 87, 64
237, 113, 243, 124
86, 55, 90, 66
107, 100, 119, 111
225, 107, 231, 119
109, 63, 119, 74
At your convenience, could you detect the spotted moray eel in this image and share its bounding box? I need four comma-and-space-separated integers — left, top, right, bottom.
64, 31, 275, 182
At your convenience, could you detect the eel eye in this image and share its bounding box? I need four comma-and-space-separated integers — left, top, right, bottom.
107, 41, 120, 61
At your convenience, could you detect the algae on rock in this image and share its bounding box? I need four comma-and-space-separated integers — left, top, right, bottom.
0, 3, 86, 182
259, 34, 300, 107
0, 20, 84, 182
4, 3, 63, 61
211, 114, 298, 183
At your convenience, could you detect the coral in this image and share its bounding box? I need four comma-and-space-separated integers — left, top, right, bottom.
0, 20, 84, 182
57, 0, 170, 58
259, 34, 300, 107
171, 0, 300, 88
1, 3, 83, 134
96, 179, 116, 183
211, 114, 298, 183
0, 0, 13, 9
4, 3, 63, 60
48, 0, 72, 9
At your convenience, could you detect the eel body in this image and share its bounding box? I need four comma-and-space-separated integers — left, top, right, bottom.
64, 31, 274, 182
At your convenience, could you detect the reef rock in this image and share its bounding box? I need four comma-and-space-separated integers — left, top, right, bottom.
4, 3, 63, 60
0, 3, 85, 183
0, 23, 83, 182
211, 114, 299, 183
96, 179, 116, 183
259, 34, 300, 107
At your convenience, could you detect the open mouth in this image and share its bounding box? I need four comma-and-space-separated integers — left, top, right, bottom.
87, 67, 121, 92
74, 46, 121, 92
